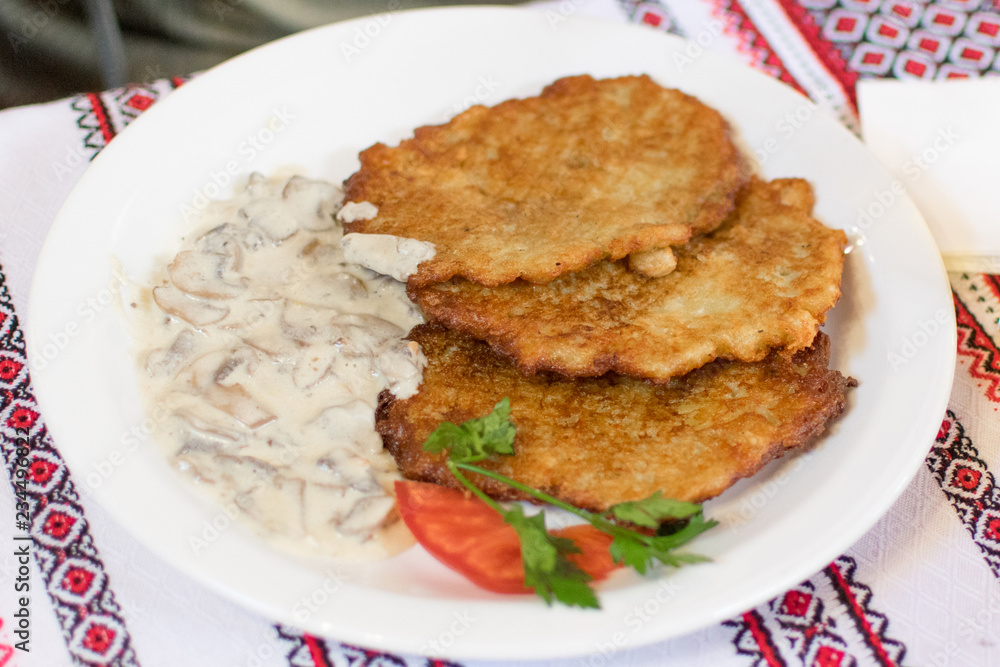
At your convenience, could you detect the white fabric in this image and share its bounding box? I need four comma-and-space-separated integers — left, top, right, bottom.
2, 2, 999, 665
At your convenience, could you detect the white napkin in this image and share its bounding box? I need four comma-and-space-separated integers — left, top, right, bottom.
858, 77, 1000, 271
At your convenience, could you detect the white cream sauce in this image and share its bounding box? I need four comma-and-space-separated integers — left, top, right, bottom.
127, 173, 435, 560
340, 234, 437, 283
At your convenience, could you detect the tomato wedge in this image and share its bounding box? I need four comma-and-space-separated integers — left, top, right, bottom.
394, 480, 621, 594
554, 524, 619, 582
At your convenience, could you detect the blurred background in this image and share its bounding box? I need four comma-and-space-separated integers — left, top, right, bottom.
0, 0, 526, 109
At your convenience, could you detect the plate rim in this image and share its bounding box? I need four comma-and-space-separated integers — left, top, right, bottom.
25, 5, 957, 660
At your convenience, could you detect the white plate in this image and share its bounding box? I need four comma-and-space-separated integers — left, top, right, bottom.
27, 7, 955, 661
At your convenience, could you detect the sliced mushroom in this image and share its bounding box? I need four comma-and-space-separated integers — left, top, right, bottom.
244, 171, 268, 198
280, 300, 335, 343
218, 298, 280, 332
173, 411, 241, 448
339, 495, 397, 535
145, 329, 197, 377
177, 439, 222, 457
153, 285, 228, 327
197, 224, 244, 271
239, 199, 298, 242
168, 250, 244, 299
312, 399, 374, 436
282, 176, 341, 231
205, 383, 275, 430
214, 453, 278, 483
171, 404, 246, 441
308, 400, 382, 457
242, 228, 265, 251
329, 273, 368, 300
291, 342, 339, 389
212, 348, 259, 385
285, 271, 368, 309
237, 476, 306, 537
316, 454, 367, 486
240, 328, 300, 361
173, 349, 272, 428
301, 481, 349, 534
173, 456, 218, 485
298, 239, 343, 267
329, 314, 404, 356
179, 347, 260, 391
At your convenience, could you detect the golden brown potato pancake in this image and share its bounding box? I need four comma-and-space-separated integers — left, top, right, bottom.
410, 178, 847, 382
378, 324, 853, 512
343, 74, 746, 287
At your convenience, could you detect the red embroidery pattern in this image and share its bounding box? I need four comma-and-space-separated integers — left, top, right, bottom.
796, 0, 1000, 80
825, 559, 903, 666
711, 0, 811, 96
0, 618, 14, 667
617, 0, 681, 34
726, 556, 905, 666
70, 79, 186, 161
737, 609, 786, 666
776, 0, 861, 108
929, 411, 1000, 578
275, 626, 461, 667
954, 290, 1000, 403
0, 272, 140, 666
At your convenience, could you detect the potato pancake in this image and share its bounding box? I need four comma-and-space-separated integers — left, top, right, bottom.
377, 324, 853, 512
343, 74, 746, 287
410, 178, 846, 382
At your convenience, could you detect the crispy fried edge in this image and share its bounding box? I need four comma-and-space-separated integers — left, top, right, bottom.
378, 326, 854, 513
344, 74, 747, 287
409, 178, 848, 382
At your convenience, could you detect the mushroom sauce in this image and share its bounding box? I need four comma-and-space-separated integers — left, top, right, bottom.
127, 173, 434, 560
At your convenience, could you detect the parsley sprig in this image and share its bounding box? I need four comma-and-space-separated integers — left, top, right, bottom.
423, 398, 717, 609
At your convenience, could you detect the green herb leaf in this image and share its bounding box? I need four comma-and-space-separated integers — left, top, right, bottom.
649, 513, 717, 551
420, 397, 716, 610
607, 530, 655, 574
503, 505, 599, 609
422, 398, 516, 463
609, 491, 703, 528
607, 512, 717, 574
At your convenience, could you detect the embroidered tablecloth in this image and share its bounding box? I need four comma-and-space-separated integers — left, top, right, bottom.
1, 1, 998, 665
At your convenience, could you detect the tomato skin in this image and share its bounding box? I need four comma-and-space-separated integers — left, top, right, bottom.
394, 480, 621, 594
395, 480, 526, 593
554, 524, 618, 581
